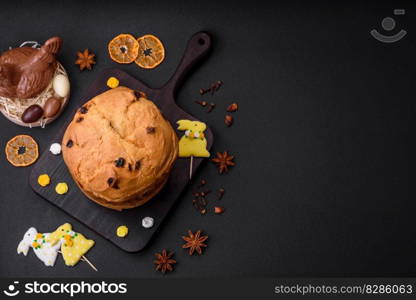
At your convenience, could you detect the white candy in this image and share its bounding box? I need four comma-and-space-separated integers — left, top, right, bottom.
142, 217, 154, 229
17, 227, 62, 267
53, 74, 70, 98
49, 143, 62, 155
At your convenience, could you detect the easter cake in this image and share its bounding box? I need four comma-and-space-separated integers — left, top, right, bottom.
62, 86, 178, 210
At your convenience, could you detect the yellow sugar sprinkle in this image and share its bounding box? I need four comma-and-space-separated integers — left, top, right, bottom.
107, 77, 119, 89
116, 225, 128, 238
38, 174, 51, 187
55, 182, 68, 195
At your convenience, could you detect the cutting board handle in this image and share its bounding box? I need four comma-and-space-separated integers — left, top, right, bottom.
162, 32, 211, 96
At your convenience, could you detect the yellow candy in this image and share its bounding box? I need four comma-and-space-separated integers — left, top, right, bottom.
106, 77, 119, 89
177, 120, 210, 158
47, 223, 95, 266
37, 174, 50, 187
55, 182, 68, 195
116, 225, 129, 238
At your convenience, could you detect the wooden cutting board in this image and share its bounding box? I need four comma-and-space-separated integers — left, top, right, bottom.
29, 32, 213, 252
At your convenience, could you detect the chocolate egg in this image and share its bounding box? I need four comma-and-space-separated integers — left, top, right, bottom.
43, 97, 61, 118
22, 105, 44, 123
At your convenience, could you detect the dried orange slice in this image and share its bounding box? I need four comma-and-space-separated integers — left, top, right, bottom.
135, 34, 165, 69
5, 135, 39, 167
108, 34, 139, 64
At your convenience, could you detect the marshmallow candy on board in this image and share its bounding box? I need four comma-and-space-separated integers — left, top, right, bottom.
17, 227, 62, 267
47, 223, 94, 267
177, 120, 210, 158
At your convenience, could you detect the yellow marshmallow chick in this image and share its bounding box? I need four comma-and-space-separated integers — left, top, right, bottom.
47, 223, 94, 267
177, 120, 210, 157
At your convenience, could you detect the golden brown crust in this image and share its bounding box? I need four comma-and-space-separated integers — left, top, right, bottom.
62, 86, 178, 210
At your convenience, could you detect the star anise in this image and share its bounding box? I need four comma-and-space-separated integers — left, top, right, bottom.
75, 49, 96, 71
182, 230, 208, 255
211, 151, 235, 174
154, 249, 176, 273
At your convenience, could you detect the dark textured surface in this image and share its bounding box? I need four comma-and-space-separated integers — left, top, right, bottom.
0, 0, 414, 277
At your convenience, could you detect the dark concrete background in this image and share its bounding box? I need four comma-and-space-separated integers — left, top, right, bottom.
0, 0, 414, 277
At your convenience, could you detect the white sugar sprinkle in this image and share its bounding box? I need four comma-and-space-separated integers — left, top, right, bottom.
142, 217, 154, 229
49, 143, 62, 155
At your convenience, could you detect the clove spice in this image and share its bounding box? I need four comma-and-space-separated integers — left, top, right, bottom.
207, 102, 216, 113
199, 80, 223, 96
195, 100, 207, 107
218, 188, 225, 200
210, 81, 223, 94
199, 88, 209, 95
192, 189, 211, 215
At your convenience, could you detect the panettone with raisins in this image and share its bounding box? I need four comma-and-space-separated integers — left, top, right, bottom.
62, 86, 178, 210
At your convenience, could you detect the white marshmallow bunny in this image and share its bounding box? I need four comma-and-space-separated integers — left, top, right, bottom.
17, 227, 62, 267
